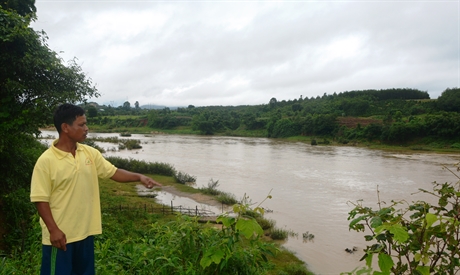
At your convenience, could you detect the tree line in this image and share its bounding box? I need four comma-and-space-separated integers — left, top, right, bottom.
87, 87, 460, 147
0, 0, 97, 253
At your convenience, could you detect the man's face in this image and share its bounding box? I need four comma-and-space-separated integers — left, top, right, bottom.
64, 115, 88, 142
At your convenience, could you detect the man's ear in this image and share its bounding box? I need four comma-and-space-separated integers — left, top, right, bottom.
61, 123, 70, 133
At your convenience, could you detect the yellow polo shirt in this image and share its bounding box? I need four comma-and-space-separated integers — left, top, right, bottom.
30, 139, 117, 245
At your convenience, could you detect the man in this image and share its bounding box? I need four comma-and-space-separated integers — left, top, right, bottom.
30, 103, 161, 275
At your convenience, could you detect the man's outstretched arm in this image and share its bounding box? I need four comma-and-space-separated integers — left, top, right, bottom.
110, 169, 162, 189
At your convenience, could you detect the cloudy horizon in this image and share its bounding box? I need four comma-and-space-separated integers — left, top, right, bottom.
32, 1, 459, 107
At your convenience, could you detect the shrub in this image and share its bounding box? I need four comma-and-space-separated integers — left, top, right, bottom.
119, 139, 142, 150
256, 217, 276, 231
104, 157, 196, 185
451, 142, 460, 149
173, 171, 197, 185
278, 263, 312, 275
345, 162, 460, 275
82, 139, 105, 153
217, 192, 238, 205
200, 179, 221, 195
269, 227, 289, 240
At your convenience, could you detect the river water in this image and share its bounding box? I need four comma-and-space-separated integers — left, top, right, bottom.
40, 131, 460, 275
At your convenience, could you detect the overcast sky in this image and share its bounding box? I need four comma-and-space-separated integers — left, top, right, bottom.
32, 1, 459, 107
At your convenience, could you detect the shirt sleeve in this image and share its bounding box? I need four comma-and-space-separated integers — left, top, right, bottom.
30, 158, 51, 202
92, 148, 117, 179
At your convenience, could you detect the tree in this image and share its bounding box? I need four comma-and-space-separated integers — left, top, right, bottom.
191, 111, 218, 135
269, 97, 277, 108
291, 103, 302, 112
87, 105, 98, 118
123, 101, 131, 110
437, 88, 460, 112
134, 101, 139, 109
1, 0, 36, 16
0, 5, 99, 252
0, 9, 98, 139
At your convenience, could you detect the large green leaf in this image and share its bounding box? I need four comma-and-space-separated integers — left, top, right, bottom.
415, 265, 430, 275
200, 248, 224, 268
377, 253, 393, 274
388, 224, 409, 243
425, 213, 437, 228
370, 216, 383, 228
350, 215, 368, 228
236, 218, 263, 239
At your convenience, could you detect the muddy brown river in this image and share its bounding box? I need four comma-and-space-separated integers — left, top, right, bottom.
40, 131, 460, 274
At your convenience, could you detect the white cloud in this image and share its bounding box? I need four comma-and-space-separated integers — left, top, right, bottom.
32, 1, 459, 107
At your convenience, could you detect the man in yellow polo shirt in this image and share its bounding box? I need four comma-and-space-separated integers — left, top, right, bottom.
30, 103, 162, 275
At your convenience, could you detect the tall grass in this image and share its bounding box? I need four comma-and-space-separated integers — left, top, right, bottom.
105, 156, 196, 185
200, 179, 239, 205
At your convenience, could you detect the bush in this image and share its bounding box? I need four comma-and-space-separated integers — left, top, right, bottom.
0, 135, 47, 253
104, 157, 196, 185
105, 156, 176, 177
345, 162, 460, 274
82, 139, 105, 153
256, 217, 276, 231
277, 263, 312, 275
269, 227, 289, 240
119, 139, 142, 150
173, 171, 197, 185
451, 143, 460, 149
199, 179, 221, 195
216, 192, 238, 205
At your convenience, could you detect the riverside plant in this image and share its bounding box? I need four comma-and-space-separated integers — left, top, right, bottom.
93, 192, 279, 275
200, 179, 239, 205
343, 162, 460, 275
200, 192, 277, 272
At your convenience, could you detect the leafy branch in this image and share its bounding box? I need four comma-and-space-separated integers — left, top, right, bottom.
343, 162, 460, 275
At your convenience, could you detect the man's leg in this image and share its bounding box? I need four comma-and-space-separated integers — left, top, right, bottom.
41, 245, 73, 275
72, 236, 95, 275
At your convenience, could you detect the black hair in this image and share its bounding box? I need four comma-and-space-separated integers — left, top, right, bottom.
53, 103, 85, 133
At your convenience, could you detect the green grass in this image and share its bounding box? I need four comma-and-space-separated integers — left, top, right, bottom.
98, 176, 312, 274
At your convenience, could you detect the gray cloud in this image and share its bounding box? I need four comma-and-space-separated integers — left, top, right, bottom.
32, 1, 459, 107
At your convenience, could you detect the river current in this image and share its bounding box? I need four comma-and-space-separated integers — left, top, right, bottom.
40, 131, 460, 275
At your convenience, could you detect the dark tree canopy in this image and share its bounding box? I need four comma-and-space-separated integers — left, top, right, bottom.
1, 0, 36, 16
1, 2, 99, 252
437, 88, 460, 112
1, 6, 98, 191
0, 8, 98, 141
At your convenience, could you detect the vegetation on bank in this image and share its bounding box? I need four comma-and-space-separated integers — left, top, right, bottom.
0, 156, 312, 275
343, 162, 460, 275
81, 88, 460, 153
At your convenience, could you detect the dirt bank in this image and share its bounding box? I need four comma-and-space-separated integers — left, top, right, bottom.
138, 185, 225, 210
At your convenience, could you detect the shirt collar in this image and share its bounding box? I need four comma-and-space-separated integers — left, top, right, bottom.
50, 139, 83, 159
